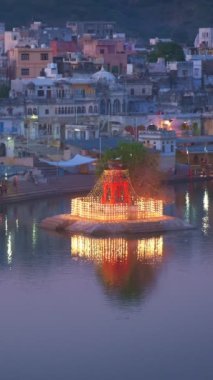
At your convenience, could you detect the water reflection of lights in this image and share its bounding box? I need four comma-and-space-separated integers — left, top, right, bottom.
32, 222, 38, 248
71, 235, 163, 264
71, 236, 128, 263
71, 235, 165, 300
7, 233, 12, 264
4, 216, 8, 235
202, 189, 209, 235
203, 189, 209, 213
185, 191, 190, 223
137, 237, 163, 262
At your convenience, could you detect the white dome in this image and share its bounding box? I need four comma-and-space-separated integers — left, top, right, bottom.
92, 66, 116, 83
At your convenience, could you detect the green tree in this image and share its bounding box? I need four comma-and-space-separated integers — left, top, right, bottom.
149, 42, 185, 62
97, 142, 168, 200
97, 141, 147, 175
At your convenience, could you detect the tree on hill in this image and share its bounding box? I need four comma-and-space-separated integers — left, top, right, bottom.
148, 41, 185, 62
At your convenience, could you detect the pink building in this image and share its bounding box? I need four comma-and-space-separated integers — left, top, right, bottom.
50, 40, 78, 57
82, 36, 127, 74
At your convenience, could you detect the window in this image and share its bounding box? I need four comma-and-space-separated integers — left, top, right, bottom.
202, 32, 208, 38
45, 109, 49, 115
171, 145, 174, 153
130, 88, 134, 96
21, 68, 29, 76
100, 49, 105, 54
40, 53, 49, 61
21, 53, 29, 61
37, 90, 44, 97
142, 88, 146, 94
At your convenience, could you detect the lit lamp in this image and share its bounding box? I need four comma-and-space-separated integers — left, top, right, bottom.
27, 113, 38, 146
30, 114, 38, 121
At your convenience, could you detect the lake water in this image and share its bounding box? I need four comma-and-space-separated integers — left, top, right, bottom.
0, 182, 213, 380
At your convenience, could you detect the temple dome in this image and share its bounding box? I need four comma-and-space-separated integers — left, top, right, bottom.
92, 66, 116, 83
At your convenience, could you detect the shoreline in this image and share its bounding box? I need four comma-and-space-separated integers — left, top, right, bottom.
0, 172, 212, 206
0, 174, 96, 205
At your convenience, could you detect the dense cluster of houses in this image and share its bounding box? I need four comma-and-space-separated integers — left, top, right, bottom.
0, 21, 213, 151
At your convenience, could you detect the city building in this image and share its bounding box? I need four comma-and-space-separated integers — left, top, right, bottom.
194, 28, 213, 49
138, 129, 176, 171
82, 35, 128, 74
4, 29, 38, 53
66, 21, 116, 38
7, 46, 53, 79
50, 40, 78, 57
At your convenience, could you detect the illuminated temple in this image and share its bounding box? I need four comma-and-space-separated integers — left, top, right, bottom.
41, 160, 192, 235
71, 161, 163, 221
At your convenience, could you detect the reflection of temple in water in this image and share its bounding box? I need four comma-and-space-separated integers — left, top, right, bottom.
71, 235, 164, 302
71, 235, 163, 263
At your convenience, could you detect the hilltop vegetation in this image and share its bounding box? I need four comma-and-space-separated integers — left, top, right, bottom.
2, 0, 213, 42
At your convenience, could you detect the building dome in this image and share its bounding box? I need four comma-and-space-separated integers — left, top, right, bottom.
92, 66, 116, 83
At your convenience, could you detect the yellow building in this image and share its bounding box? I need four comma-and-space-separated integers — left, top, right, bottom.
8, 46, 53, 79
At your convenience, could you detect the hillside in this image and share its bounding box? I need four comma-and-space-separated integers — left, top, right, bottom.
1, 0, 213, 42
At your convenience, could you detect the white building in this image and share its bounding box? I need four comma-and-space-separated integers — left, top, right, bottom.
139, 130, 176, 154
194, 28, 213, 49
138, 129, 176, 172
149, 37, 172, 46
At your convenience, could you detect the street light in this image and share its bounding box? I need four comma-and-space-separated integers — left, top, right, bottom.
26, 114, 38, 148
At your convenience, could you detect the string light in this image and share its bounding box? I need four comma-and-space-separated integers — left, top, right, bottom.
71, 168, 163, 221
71, 235, 163, 263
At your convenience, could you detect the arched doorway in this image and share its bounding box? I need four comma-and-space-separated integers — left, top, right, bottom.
113, 99, 121, 115
107, 99, 111, 115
